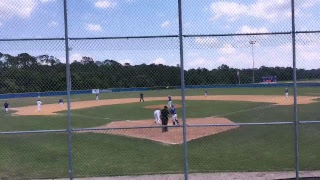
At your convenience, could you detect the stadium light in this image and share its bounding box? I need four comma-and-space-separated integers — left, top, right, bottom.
249, 40, 256, 83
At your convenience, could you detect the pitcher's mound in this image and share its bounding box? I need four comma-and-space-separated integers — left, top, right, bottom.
83, 117, 238, 145
144, 104, 182, 109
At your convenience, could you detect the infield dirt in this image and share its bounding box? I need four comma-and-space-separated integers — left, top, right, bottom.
79, 117, 237, 144
10, 95, 319, 116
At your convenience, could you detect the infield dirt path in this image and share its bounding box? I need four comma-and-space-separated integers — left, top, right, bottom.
11, 95, 319, 116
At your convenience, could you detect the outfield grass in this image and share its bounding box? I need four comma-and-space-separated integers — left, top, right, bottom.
0, 88, 320, 178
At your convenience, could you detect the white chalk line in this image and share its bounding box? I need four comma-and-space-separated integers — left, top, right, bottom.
58, 113, 110, 120
305, 93, 320, 95
210, 104, 276, 118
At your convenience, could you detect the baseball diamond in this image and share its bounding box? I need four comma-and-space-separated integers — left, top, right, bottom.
0, 87, 320, 179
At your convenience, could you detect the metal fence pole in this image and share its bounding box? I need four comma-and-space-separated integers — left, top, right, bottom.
63, 0, 73, 179
177, 0, 188, 179
291, 0, 299, 179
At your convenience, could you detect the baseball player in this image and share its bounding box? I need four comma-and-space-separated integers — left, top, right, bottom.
285, 87, 289, 99
170, 104, 180, 125
4, 101, 9, 113
96, 93, 99, 100
37, 99, 42, 111
154, 110, 161, 124
140, 93, 144, 102
59, 98, 64, 108
205, 90, 208, 97
168, 95, 172, 108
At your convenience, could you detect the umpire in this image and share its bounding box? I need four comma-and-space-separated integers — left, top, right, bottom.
161, 105, 170, 132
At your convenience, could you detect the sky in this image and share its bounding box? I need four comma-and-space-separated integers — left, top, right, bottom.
0, 0, 320, 70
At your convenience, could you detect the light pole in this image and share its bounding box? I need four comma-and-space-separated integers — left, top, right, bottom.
249, 40, 256, 83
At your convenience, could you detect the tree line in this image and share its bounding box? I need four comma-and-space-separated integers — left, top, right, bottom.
0, 52, 319, 94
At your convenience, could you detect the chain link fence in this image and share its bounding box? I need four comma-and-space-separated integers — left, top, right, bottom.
0, 0, 320, 179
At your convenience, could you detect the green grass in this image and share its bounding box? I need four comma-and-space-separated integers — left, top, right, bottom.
0, 88, 320, 178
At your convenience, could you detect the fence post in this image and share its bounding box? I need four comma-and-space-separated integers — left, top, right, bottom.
177, 0, 188, 179
290, 0, 299, 179
63, 0, 74, 179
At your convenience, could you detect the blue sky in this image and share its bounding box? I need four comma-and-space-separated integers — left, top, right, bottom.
0, 0, 320, 70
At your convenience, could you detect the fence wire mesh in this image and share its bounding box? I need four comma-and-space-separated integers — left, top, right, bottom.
0, 0, 320, 179
72, 128, 185, 178
0, 132, 69, 179
187, 125, 295, 174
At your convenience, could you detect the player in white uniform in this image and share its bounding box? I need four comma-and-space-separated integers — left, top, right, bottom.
154, 110, 161, 124
96, 93, 99, 100
285, 87, 289, 99
37, 99, 42, 111
168, 95, 172, 108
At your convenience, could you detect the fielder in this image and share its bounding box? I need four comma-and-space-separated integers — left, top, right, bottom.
170, 105, 180, 125
4, 101, 9, 113
37, 99, 42, 111
154, 109, 161, 124
140, 93, 144, 102
59, 98, 64, 108
168, 95, 172, 108
285, 87, 289, 99
96, 93, 99, 100
205, 90, 207, 97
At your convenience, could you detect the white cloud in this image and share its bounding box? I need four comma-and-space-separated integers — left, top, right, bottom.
161, 21, 170, 28
150, 58, 166, 65
210, 1, 247, 20
300, 0, 320, 8
58, 53, 85, 63
95, 0, 117, 8
187, 57, 212, 69
86, 23, 103, 32
219, 44, 236, 54
40, 0, 56, 3
0, 0, 37, 20
194, 37, 219, 45
210, 0, 302, 22
48, 21, 58, 27
118, 59, 134, 65
238, 25, 269, 33
297, 44, 320, 61
70, 53, 83, 62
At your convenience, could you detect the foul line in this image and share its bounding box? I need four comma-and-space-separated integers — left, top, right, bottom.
58, 113, 110, 120
211, 104, 276, 118
305, 93, 320, 95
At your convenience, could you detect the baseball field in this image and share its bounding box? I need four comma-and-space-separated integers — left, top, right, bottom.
1, 87, 320, 179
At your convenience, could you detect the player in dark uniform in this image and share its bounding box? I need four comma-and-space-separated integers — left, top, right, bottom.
170, 105, 180, 125
161, 106, 170, 132
4, 101, 9, 113
140, 93, 144, 102
59, 99, 64, 108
